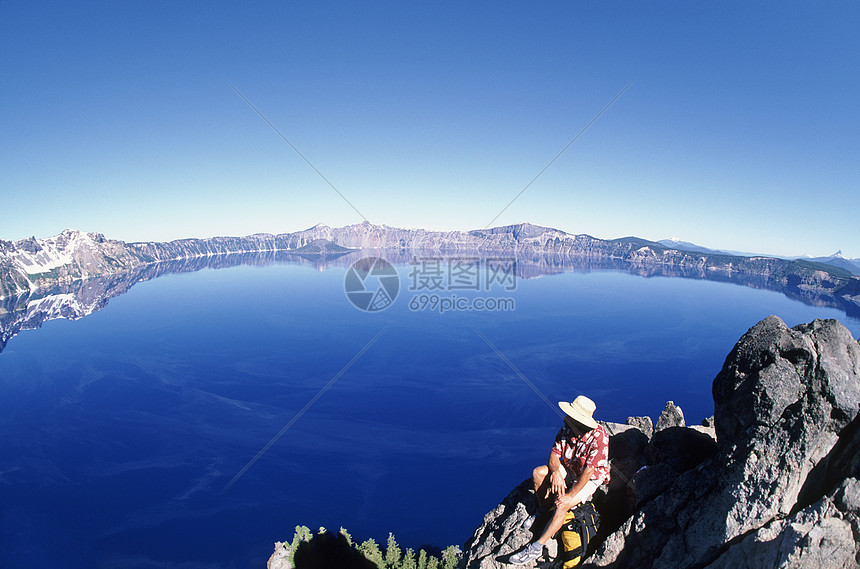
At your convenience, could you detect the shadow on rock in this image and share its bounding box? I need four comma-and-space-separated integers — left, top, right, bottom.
293, 533, 377, 569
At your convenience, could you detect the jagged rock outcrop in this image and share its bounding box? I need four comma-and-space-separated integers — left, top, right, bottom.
461, 480, 561, 569
654, 401, 685, 431
462, 316, 860, 569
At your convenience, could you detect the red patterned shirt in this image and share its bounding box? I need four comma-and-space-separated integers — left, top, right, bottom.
551, 423, 611, 485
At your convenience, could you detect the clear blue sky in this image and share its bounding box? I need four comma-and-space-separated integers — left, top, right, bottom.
1, 1, 858, 258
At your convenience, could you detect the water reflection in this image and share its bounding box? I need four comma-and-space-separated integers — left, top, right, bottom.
2, 250, 858, 353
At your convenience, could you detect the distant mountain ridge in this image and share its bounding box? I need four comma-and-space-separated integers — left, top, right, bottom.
659, 239, 860, 276
1, 223, 858, 308
657, 238, 722, 255
802, 251, 860, 276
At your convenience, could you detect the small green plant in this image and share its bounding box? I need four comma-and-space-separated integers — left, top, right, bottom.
385, 532, 402, 568
440, 545, 460, 569
402, 548, 417, 569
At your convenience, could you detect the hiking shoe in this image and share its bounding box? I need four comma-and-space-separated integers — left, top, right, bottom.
521, 514, 537, 530
509, 542, 544, 565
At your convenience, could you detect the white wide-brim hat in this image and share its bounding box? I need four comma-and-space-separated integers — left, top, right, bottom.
558, 395, 599, 430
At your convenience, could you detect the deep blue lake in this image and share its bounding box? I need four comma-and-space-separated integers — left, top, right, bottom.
1, 256, 858, 569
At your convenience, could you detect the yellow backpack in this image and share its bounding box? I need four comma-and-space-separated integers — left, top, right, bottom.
560, 502, 600, 568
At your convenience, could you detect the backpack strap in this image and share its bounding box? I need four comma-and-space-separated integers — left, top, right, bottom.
560, 544, 585, 562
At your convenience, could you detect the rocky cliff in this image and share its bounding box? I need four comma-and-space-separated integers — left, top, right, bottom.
462, 316, 860, 569
1, 223, 856, 307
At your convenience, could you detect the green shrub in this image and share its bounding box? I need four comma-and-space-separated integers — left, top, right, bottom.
288, 525, 313, 564
358, 537, 385, 568
402, 548, 417, 569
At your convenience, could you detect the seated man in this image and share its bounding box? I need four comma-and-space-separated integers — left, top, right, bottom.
510, 395, 610, 565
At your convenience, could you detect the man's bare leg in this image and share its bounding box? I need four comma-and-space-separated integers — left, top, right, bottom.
535, 504, 570, 545
531, 464, 552, 509
532, 463, 569, 507
510, 468, 574, 565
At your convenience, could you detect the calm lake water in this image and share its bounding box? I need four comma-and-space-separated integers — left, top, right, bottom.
1, 256, 858, 568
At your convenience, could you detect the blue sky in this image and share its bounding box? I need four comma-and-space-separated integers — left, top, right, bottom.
1, 1, 858, 258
